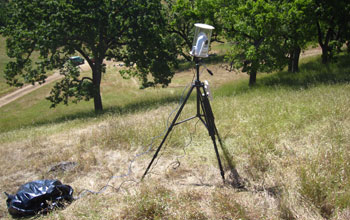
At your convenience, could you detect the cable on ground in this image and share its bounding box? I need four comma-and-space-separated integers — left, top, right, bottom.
74, 68, 198, 200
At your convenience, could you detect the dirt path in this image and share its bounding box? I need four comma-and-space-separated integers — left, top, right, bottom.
0, 48, 322, 109
300, 46, 322, 58
0, 63, 91, 108
0, 72, 62, 108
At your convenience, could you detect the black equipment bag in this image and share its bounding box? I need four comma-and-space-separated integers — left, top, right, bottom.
5, 179, 74, 218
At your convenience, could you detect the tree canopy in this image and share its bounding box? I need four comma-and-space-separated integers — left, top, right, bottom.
2, 0, 178, 112
219, 0, 350, 85
221, 0, 288, 85
313, 0, 350, 63
0, 0, 9, 27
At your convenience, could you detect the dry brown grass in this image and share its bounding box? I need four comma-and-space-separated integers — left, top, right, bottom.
0, 106, 274, 219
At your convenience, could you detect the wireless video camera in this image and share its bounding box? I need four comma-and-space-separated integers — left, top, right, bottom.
190, 23, 214, 58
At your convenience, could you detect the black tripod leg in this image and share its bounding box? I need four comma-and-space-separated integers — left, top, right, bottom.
200, 92, 225, 181
142, 85, 195, 180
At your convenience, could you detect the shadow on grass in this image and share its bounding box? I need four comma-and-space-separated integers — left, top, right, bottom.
19, 92, 195, 132
260, 55, 350, 88
216, 53, 350, 97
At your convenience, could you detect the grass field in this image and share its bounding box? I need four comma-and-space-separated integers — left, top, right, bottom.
1, 53, 350, 219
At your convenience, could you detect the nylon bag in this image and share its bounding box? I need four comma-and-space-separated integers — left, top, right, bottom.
5, 179, 74, 218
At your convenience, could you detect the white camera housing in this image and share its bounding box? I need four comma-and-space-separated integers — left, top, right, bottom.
190, 23, 214, 58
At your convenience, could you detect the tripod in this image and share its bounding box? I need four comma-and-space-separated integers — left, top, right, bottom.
142, 58, 225, 182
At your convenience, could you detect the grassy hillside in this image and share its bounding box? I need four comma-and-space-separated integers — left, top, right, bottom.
0, 60, 245, 134
1, 54, 350, 219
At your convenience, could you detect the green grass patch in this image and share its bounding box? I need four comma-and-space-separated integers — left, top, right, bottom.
259, 54, 350, 88
216, 53, 350, 97
0, 67, 192, 139
1, 53, 350, 137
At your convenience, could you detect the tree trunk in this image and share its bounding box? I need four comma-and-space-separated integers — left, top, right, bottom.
288, 57, 292, 73
321, 45, 329, 64
249, 70, 257, 86
92, 63, 103, 113
288, 47, 301, 73
293, 47, 301, 72
316, 21, 333, 64
93, 85, 103, 112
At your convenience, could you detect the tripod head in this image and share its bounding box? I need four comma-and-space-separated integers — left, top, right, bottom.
194, 57, 214, 83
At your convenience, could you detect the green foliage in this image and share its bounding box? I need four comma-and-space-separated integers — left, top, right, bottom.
313, 0, 350, 63
281, 0, 315, 72
46, 63, 94, 108
0, 0, 8, 27
0, 36, 17, 97
220, 0, 349, 82
281, 0, 315, 45
2, 0, 178, 112
221, 0, 288, 85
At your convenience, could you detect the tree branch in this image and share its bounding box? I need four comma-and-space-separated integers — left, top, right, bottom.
316, 20, 324, 47
71, 76, 93, 88
76, 47, 94, 68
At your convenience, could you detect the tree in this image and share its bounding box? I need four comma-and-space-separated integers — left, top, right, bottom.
221, 0, 287, 86
0, 0, 9, 28
313, 0, 350, 64
281, 0, 315, 73
2, 0, 178, 112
